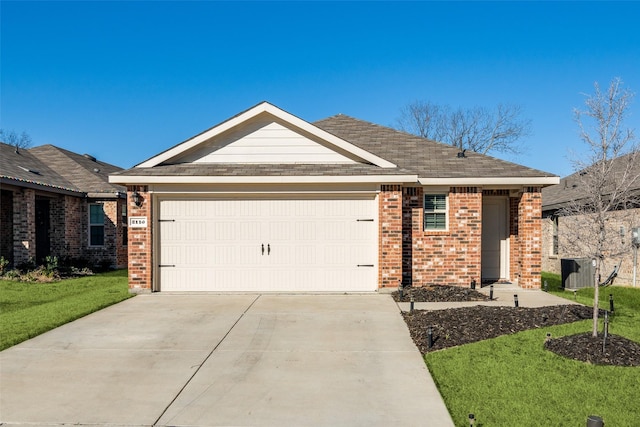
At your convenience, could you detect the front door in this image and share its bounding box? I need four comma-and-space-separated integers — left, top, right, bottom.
482, 197, 509, 282
35, 198, 51, 264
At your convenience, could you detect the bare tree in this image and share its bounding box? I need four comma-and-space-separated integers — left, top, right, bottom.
559, 78, 639, 337
0, 129, 33, 150
395, 102, 531, 155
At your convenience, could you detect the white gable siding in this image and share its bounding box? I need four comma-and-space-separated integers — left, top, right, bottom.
193, 122, 356, 164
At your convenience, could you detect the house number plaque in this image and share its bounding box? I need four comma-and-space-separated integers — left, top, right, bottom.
129, 216, 148, 228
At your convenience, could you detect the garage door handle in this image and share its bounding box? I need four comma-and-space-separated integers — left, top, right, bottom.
357, 219, 374, 222
357, 264, 374, 267
262, 244, 265, 255
159, 264, 175, 267
268, 244, 271, 255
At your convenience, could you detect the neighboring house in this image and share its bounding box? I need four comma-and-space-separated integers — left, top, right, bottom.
542, 153, 640, 285
0, 142, 128, 269
110, 102, 558, 293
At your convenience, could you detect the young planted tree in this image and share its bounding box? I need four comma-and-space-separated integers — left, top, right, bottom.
395, 101, 531, 156
560, 78, 639, 336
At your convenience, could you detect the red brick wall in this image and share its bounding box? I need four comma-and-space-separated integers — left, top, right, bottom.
127, 186, 152, 293
381, 186, 483, 288
379, 185, 403, 288
404, 187, 482, 287
517, 187, 542, 289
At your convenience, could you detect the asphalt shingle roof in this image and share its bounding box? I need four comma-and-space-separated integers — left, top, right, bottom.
0, 143, 81, 194
29, 145, 125, 194
314, 115, 556, 179
113, 112, 557, 181
0, 142, 125, 196
542, 152, 640, 211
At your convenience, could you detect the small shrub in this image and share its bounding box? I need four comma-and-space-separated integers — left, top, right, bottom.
43, 255, 59, 276
0, 256, 9, 275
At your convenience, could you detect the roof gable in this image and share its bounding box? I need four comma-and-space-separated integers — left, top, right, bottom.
136, 102, 396, 169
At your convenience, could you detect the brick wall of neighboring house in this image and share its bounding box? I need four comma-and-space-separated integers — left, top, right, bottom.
379, 185, 403, 288
64, 195, 84, 261
116, 197, 128, 269
82, 199, 123, 269
543, 208, 640, 286
403, 186, 482, 287
13, 188, 36, 265
517, 187, 542, 289
127, 186, 152, 293
50, 195, 66, 258
0, 189, 13, 263
541, 215, 559, 274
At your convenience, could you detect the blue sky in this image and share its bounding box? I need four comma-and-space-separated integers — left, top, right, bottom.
2, 1, 639, 177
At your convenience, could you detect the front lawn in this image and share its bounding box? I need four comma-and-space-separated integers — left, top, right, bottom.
425, 274, 640, 427
0, 270, 132, 350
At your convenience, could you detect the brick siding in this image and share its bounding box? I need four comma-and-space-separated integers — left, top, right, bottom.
379, 185, 403, 288
381, 185, 543, 289
517, 187, 542, 289
127, 186, 152, 293
402, 186, 482, 287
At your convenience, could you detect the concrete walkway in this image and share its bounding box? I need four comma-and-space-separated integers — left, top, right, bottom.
0, 294, 454, 426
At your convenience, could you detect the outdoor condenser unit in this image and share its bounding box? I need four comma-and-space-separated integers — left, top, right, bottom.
561, 258, 595, 289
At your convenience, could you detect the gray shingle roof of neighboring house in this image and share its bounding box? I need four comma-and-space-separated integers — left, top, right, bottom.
314, 115, 556, 179
29, 145, 125, 196
542, 152, 640, 211
0, 142, 82, 195
0, 142, 125, 197
112, 113, 557, 181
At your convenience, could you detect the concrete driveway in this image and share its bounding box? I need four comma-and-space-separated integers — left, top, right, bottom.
0, 294, 454, 426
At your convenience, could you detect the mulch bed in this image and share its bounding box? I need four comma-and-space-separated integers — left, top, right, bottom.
392, 284, 490, 302
545, 333, 640, 366
398, 285, 640, 367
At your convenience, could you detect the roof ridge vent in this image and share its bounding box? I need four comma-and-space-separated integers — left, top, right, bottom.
18, 165, 40, 175
83, 154, 97, 162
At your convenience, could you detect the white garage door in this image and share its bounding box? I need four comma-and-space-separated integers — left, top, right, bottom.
157, 197, 378, 292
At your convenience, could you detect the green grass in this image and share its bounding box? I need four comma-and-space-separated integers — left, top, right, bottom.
0, 270, 132, 350
426, 273, 640, 427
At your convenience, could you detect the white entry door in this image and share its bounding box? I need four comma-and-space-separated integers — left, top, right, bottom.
481, 197, 509, 281
157, 197, 377, 292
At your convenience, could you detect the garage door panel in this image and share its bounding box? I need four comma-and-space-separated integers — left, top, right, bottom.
159, 198, 377, 292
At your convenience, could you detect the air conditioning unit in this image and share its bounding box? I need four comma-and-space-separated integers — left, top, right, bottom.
561, 258, 595, 289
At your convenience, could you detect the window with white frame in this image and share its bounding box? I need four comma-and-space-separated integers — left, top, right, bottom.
424, 193, 447, 230
89, 204, 105, 246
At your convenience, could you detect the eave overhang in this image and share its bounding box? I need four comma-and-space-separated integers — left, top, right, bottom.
110, 174, 418, 185
418, 176, 560, 186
